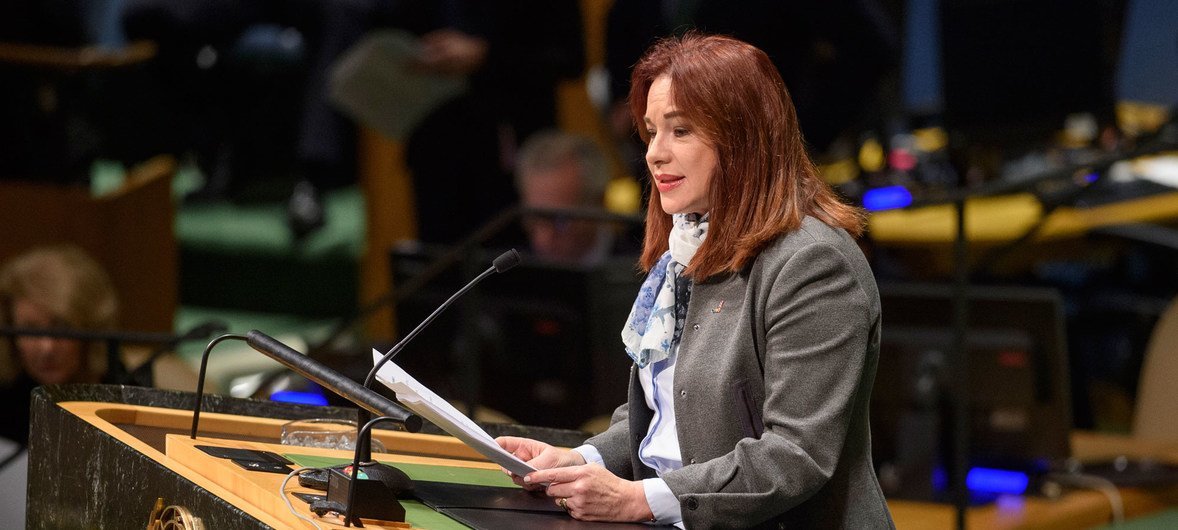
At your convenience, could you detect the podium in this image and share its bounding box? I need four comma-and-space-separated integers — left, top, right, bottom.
25, 385, 593, 528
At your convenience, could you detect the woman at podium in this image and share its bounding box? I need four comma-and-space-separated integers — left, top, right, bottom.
497, 33, 894, 528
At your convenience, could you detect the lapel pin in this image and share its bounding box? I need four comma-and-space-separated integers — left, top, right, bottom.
712, 300, 725, 314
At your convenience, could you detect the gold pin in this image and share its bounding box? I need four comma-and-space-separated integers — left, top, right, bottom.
712, 300, 725, 313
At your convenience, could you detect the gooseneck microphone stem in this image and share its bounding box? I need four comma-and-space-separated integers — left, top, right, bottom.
311, 206, 524, 355
190, 333, 250, 439
309, 204, 632, 356
344, 416, 399, 527
364, 267, 493, 388
353, 248, 522, 463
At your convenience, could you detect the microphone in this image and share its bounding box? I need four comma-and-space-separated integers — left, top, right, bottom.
243, 330, 423, 432
378, 247, 519, 411
186, 332, 424, 525
339, 248, 521, 525
187, 331, 422, 439
309, 207, 524, 356
491, 247, 523, 273
364, 248, 520, 390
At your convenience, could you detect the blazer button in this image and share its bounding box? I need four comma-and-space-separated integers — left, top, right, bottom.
680, 390, 687, 398
692, 323, 700, 331
689, 458, 696, 464
686, 498, 699, 510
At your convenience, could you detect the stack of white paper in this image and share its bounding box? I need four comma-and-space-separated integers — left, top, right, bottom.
371, 350, 537, 477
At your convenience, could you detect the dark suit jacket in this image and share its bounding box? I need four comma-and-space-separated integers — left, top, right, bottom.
586, 216, 894, 529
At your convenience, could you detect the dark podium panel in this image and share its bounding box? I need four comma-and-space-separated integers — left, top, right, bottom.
28, 385, 317, 528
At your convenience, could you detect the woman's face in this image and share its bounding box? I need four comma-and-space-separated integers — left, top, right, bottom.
644, 75, 718, 215
12, 298, 86, 385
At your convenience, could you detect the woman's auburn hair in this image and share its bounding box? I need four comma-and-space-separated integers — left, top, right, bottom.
631, 32, 865, 280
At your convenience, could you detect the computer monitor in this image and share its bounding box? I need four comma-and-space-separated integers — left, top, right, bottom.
871, 282, 1072, 502
939, 0, 1115, 153
389, 245, 644, 431
1115, 0, 1178, 107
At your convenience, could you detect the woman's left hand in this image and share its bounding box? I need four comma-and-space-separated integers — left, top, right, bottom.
413, 29, 488, 75
526, 464, 654, 522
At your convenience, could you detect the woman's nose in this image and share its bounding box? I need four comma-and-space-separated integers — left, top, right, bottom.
645, 135, 668, 169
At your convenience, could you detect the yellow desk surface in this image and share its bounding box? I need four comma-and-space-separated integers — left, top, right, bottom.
868, 191, 1178, 246
58, 401, 1178, 529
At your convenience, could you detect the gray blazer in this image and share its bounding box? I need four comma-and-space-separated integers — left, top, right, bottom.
586, 216, 894, 529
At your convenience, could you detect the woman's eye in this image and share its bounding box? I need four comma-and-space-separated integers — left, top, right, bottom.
646, 129, 657, 138
673, 127, 689, 137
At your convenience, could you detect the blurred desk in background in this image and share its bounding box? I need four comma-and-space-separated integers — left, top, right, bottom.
889, 430, 1178, 529
867, 187, 1178, 277
869, 189, 1178, 246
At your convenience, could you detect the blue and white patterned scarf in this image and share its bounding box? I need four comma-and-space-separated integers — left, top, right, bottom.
622, 213, 709, 368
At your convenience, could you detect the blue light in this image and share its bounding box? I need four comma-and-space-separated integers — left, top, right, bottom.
270, 390, 328, 406
862, 185, 914, 211
967, 467, 1029, 495
932, 466, 948, 492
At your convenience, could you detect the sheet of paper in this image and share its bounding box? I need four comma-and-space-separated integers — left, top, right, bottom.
371, 349, 536, 477
329, 29, 469, 141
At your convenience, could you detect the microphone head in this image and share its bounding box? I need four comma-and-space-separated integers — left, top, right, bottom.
352, 462, 414, 493
492, 248, 522, 273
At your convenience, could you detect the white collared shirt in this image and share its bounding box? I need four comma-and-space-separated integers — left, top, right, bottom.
576, 345, 684, 528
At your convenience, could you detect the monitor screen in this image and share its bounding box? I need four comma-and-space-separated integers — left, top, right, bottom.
1115, 0, 1178, 107
939, 0, 1115, 153
388, 245, 644, 431
871, 282, 1072, 502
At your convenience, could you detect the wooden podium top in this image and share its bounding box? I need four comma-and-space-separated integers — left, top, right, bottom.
165, 434, 498, 529
60, 400, 506, 529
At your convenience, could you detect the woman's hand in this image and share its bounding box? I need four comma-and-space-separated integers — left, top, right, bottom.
528, 464, 654, 523
413, 29, 488, 75
495, 436, 585, 490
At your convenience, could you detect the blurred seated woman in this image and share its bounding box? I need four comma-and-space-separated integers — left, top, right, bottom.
0, 244, 119, 446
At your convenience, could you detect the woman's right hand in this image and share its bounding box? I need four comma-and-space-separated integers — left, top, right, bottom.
496, 436, 586, 490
